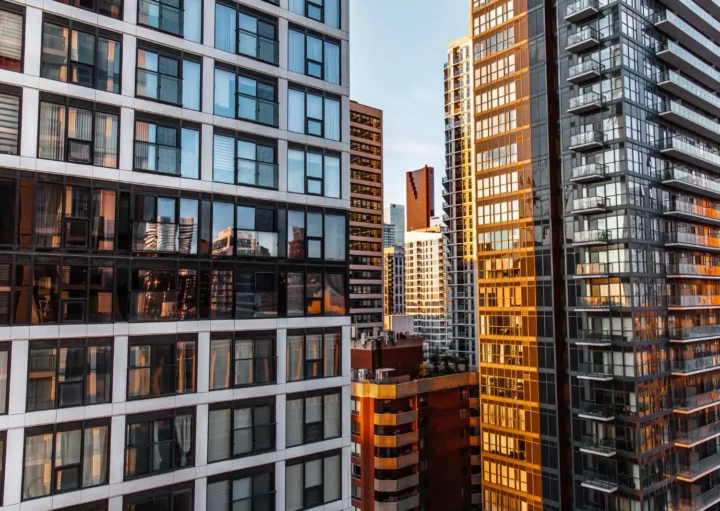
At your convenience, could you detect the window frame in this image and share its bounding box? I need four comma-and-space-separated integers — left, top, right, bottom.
213, 127, 279, 189
286, 328, 341, 382
137, 0, 188, 39
40, 14, 122, 94
208, 397, 276, 462
26, 337, 113, 412
132, 112, 201, 179
287, 144, 342, 198
37, 93, 120, 168
288, 25, 341, 84
287, 209, 347, 263
289, 0, 340, 28
285, 450, 342, 510
124, 407, 196, 480
21, 418, 111, 501
0, 1, 24, 73
288, 86, 342, 141
126, 333, 197, 400
123, 482, 193, 511
286, 387, 342, 447
213, 63, 279, 126
0, 83, 22, 156
207, 464, 276, 511
283, 268, 348, 317
54, 0, 123, 19
209, 331, 277, 390
135, 41, 202, 109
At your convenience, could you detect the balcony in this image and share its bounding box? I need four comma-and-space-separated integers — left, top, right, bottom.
570, 131, 604, 151
581, 470, 618, 493
565, 0, 599, 21
675, 389, 720, 413
571, 163, 606, 183
374, 492, 420, 511
663, 167, 720, 200
374, 473, 419, 493
676, 420, 720, 448
658, 41, 720, 91
657, 0, 720, 42
580, 436, 616, 457
567, 26, 600, 52
665, 231, 720, 253
664, 199, 720, 227
660, 136, 720, 173
669, 295, 720, 310
578, 402, 615, 421
568, 59, 603, 83
659, 70, 720, 118
678, 451, 720, 482
374, 430, 419, 448
575, 263, 610, 278
568, 91, 604, 114
672, 354, 720, 375
667, 263, 720, 279
670, 324, 720, 343
575, 329, 613, 346
576, 296, 617, 311
573, 196, 608, 213
374, 451, 420, 470
572, 229, 610, 246
578, 362, 614, 381
659, 101, 720, 144
679, 484, 720, 511
654, 10, 720, 68
374, 410, 419, 426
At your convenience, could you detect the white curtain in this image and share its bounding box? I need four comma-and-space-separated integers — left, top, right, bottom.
183, 0, 202, 42
208, 409, 231, 462
233, 408, 252, 454
210, 338, 231, 389
175, 414, 193, 466
207, 480, 230, 511
325, 0, 340, 28
94, 112, 119, 168
324, 332, 339, 377
288, 0, 304, 15
324, 215, 346, 260
288, 30, 305, 74
181, 128, 199, 179
324, 41, 340, 84
324, 98, 340, 141
182, 60, 201, 111
82, 425, 108, 487
286, 398, 304, 446
213, 134, 235, 184
0, 10, 23, 62
305, 459, 321, 489
214, 68, 236, 118
324, 155, 341, 198
214, 4, 236, 53
23, 433, 53, 499
39, 102, 66, 161
323, 455, 340, 502
288, 149, 306, 193
286, 464, 303, 511
287, 335, 303, 381
288, 89, 306, 134
324, 393, 340, 439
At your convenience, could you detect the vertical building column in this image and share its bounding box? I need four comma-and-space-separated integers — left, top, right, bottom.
275, 460, 286, 511
20, 87, 38, 159
4, 427, 24, 505
202, 56, 215, 115
8, 339, 27, 416
201, 124, 214, 182
119, 108, 135, 172
112, 336, 128, 404
278, 79, 289, 133
121, 35, 137, 98
277, 139, 289, 193
23, 7, 42, 77
275, 393, 286, 450
109, 414, 127, 485
278, 18, 289, 71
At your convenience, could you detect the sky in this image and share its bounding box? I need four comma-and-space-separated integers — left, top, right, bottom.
349, 0, 469, 217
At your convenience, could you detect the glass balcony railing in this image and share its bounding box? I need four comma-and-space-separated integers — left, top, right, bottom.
573, 229, 610, 244
671, 353, 720, 374
575, 329, 614, 344
582, 470, 618, 492
659, 70, 720, 115
670, 324, 720, 341
569, 91, 604, 112
567, 26, 600, 50
661, 136, 720, 171
571, 163, 606, 181
679, 484, 720, 511
668, 295, 720, 308
679, 451, 720, 480
665, 231, 720, 250
664, 167, 720, 197
579, 401, 615, 419
663, 199, 720, 223
565, 0, 599, 20
568, 60, 602, 81
577, 296, 623, 308
674, 388, 720, 411
581, 436, 616, 456
666, 263, 720, 278
575, 263, 610, 276
578, 362, 614, 378
570, 130, 604, 149
676, 419, 720, 446
573, 196, 608, 211
660, 101, 720, 139
660, 41, 720, 86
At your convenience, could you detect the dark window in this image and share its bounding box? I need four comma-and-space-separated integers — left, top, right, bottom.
213, 131, 278, 188
40, 16, 121, 93
284, 269, 346, 317
22, 419, 110, 500
133, 116, 201, 178
209, 332, 276, 389
27, 338, 111, 411
208, 398, 275, 461
287, 146, 341, 198
214, 4, 278, 65
136, 44, 201, 110
236, 270, 278, 318
124, 408, 195, 479
138, 0, 201, 42
0, 2, 23, 72
207, 466, 275, 511
285, 451, 341, 509
0, 84, 21, 155
124, 483, 193, 511
213, 65, 278, 126
55, 0, 122, 19
288, 26, 340, 84
133, 195, 199, 254
37, 95, 119, 167
287, 210, 346, 262
286, 329, 340, 381
127, 335, 196, 399
286, 388, 341, 447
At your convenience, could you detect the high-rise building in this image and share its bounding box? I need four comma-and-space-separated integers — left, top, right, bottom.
350, 101, 384, 338
406, 166, 435, 231
384, 246, 405, 316
0, 0, 352, 509
443, 35, 479, 367
350, 332, 481, 511
383, 223, 396, 247
405, 227, 451, 356
384, 203, 406, 247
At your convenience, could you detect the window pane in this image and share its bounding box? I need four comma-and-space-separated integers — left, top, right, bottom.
182, 60, 201, 110
211, 270, 234, 319
0, 9, 23, 72
208, 480, 230, 511
286, 464, 303, 511
324, 41, 340, 84
324, 98, 340, 141
96, 38, 121, 93
208, 408, 231, 462
286, 398, 303, 447
324, 273, 345, 316
307, 272, 322, 315
324, 156, 341, 198
324, 332, 339, 377
67, 107, 93, 164
324, 215, 345, 261
58, 346, 85, 407
233, 408, 252, 454
41, 23, 69, 82
324, 393, 340, 438
324, 454, 341, 502
184, 0, 202, 42
0, 350, 8, 413
0, 92, 20, 155
86, 345, 112, 405
288, 89, 305, 134
23, 433, 53, 499
28, 347, 57, 411
181, 128, 200, 179
288, 30, 305, 74
287, 272, 304, 317
35, 183, 64, 247
305, 459, 321, 487
82, 425, 108, 487
289, 0, 304, 15
326, 0, 340, 28
213, 134, 235, 184
288, 211, 305, 259
214, 68, 236, 118
288, 149, 305, 193
94, 111, 119, 168
38, 102, 66, 161
215, 3, 236, 53
70, 30, 95, 87
55, 429, 81, 492
176, 341, 196, 393
210, 338, 231, 389
212, 202, 234, 256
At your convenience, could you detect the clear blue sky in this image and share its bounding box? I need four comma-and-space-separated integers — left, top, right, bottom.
349, 0, 469, 216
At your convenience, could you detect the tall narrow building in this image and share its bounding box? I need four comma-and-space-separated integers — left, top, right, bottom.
384, 203, 406, 247
0, 0, 352, 509
406, 165, 435, 231
384, 246, 406, 316
443, 35, 479, 366
350, 101, 384, 338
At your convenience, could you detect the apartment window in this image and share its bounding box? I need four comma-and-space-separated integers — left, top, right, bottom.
235, 270, 278, 317
41, 16, 121, 93
286, 389, 341, 447
127, 334, 196, 399
288, 87, 341, 141
288, 27, 340, 84
213, 130, 278, 188
125, 408, 195, 479
27, 338, 111, 411
0, 2, 23, 72
56, 502, 109, 511
288, 146, 341, 198
284, 269, 347, 317
37, 95, 119, 167
214, 65, 278, 126
207, 467, 274, 511
287, 210, 346, 261
133, 115, 200, 178
0, 84, 20, 155
22, 419, 109, 500
351, 483, 361, 498
124, 483, 193, 511
286, 329, 340, 381
136, 44, 201, 110
55, 0, 122, 19
209, 332, 276, 389
289, 0, 340, 28
351, 441, 361, 457
138, 0, 201, 42
214, 3, 278, 65
285, 451, 341, 510
132, 195, 199, 254
210, 200, 279, 260
208, 399, 275, 462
